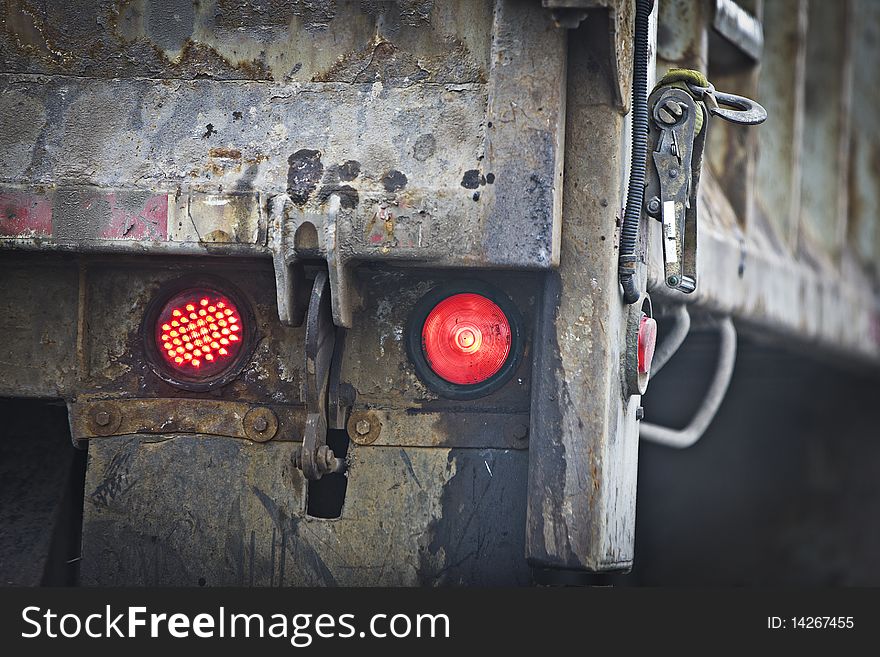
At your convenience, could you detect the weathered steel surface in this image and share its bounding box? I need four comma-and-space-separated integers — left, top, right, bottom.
69, 398, 305, 443
526, 17, 642, 572
340, 268, 535, 404
0, 256, 79, 398
649, 0, 880, 366
799, 0, 853, 265
347, 408, 530, 450
649, 169, 880, 365
81, 436, 531, 586
848, 0, 880, 273
0, 0, 491, 83
656, 0, 709, 73
542, 0, 635, 111
1, 0, 567, 306
74, 261, 307, 408
711, 0, 763, 64
754, 0, 806, 249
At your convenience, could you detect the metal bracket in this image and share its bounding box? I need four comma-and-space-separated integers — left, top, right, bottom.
67, 398, 306, 445
645, 87, 704, 294
293, 270, 346, 480
645, 80, 766, 295
268, 193, 357, 329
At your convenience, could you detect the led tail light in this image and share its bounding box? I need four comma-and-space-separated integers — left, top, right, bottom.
407, 283, 523, 400
144, 280, 252, 389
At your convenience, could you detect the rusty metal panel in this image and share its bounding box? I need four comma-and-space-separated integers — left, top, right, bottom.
1, 1, 567, 278
656, 0, 709, 73
80, 435, 531, 586
1, 185, 269, 256
482, 0, 568, 267
79, 260, 306, 405
526, 15, 642, 572
69, 398, 305, 443
542, 0, 635, 111
337, 267, 536, 449
648, 0, 880, 368
799, 0, 853, 264
648, 168, 880, 365
848, 0, 880, 273
1, 0, 492, 84
754, 0, 807, 250
341, 269, 535, 400
0, 190, 51, 237
0, 255, 79, 398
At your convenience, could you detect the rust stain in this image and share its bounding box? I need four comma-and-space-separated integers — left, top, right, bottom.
209, 147, 243, 160
312, 35, 485, 85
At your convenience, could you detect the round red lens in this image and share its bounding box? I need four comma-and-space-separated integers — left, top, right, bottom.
155, 288, 244, 378
421, 293, 512, 385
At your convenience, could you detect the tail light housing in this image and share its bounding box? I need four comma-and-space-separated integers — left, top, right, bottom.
407, 282, 524, 400
143, 277, 254, 390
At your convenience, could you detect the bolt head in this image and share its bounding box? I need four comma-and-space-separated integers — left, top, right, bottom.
647, 197, 661, 214
95, 411, 110, 427
663, 99, 684, 116
252, 416, 268, 432
657, 106, 679, 125
512, 424, 529, 440
355, 419, 371, 436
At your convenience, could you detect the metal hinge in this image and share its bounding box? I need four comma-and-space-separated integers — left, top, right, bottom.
292, 269, 350, 480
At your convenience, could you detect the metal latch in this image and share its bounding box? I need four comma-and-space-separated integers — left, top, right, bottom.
645, 73, 766, 294
293, 269, 347, 480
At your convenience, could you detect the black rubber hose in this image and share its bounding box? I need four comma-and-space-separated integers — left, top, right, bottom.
619, 0, 653, 304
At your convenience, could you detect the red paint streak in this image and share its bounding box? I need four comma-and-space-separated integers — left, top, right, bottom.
99, 193, 168, 240
0, 192, 52, 237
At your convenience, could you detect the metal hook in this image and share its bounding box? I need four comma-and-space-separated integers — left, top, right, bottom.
686, 82, 768, 126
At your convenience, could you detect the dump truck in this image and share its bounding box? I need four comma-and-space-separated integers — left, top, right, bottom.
1, 0, 878, 586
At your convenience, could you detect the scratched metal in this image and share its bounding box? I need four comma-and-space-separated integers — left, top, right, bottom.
0, 255, 79, 398
0, 0, 566, 272
526, 18, 643, 572
340, 267, 536, 406
80, 435, 532, 586
0, 0, 491, 83
80, 260, 306, 405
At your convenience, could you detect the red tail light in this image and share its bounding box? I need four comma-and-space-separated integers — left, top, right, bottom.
407, 283, 523, 400
155, 289, 244, 376
638, 313, 657, 374
422, 293, 512, 385
144, 279, 252, 390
